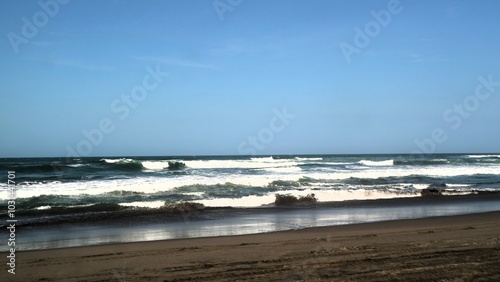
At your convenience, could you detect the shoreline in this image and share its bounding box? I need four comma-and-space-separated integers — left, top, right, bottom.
11, 211, 500, 281
7, 193, 500, 252
11, 191, 500, 228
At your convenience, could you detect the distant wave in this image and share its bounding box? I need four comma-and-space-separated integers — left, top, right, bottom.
358, 159, 394, 166
184, 159, 296, 170
297, 162, 350, 171
467, 155, 500, 159
394, 159, 450, 166
100, 158, 144, 171
295, 157, 323, 161
250, 157, 274, 161
101, 158, 132, 163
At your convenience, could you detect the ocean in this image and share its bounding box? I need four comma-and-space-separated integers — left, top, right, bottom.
2, 153, 500, 250
1, 153, 500, 214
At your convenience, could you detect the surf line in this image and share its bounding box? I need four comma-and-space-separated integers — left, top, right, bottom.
65, 65, 168, 158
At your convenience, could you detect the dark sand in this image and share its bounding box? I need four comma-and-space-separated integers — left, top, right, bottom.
7, 211, 500, 281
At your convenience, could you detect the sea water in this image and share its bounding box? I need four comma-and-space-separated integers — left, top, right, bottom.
1, 154, 500, 212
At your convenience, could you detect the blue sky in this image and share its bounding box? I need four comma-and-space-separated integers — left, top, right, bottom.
1, 0, 499, 157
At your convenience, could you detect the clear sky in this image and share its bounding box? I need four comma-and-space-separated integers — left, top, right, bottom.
1, 0, 499, 157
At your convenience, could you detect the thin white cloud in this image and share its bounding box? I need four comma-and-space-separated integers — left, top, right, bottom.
31, 41, 53, 47
403, 53, 448, 63
134, 56, 219, 70
22, 56, 118, 72
207, 29, 334, 59
208, 44, 250, 57
52, 60, 117, 72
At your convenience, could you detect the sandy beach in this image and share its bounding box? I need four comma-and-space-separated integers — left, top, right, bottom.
8, 211, 500, 281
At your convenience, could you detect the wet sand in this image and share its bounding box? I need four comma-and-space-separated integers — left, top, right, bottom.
10, 211, 500, 281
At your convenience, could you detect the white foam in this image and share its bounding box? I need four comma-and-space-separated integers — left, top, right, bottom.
295, 157, 323, 161
142, 161, 169, 170
184, 159, 296, 169
308, 189, 418, 202
101, 158, 134, 163
195, 194, 277, 207
9, 172, 296, 199
6, 161, 499, 201
261, 166, 302, 173
467, 155, 500, 158
250, 157, 274, 161
307, 165, 500, 180
120, 201, 165, 208
358, 159, 394, 166
195, 189, 418, 207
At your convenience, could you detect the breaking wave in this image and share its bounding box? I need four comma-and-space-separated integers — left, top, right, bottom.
357, 159, 394, 166
1, 153, 499, 214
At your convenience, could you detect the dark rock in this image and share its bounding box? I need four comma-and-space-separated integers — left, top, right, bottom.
275, 193, 317, 206
166, 161, 187, 170
421, 183, 446, 196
